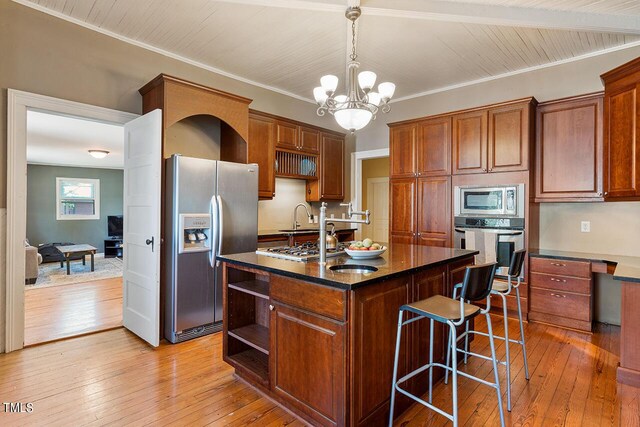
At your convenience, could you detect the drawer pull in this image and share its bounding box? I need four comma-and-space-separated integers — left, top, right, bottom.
550, 262, 566, 267
550, 278, 567, 283
549, 293, 566, 298
269, 304, 275, 311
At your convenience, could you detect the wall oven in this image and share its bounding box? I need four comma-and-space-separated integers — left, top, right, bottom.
454, 184, 524, 218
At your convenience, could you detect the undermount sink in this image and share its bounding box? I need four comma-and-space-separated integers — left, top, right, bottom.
278, 228, 317, 233
329, 264, 378, 274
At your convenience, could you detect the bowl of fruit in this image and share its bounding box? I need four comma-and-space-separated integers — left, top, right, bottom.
345, 238, 387, 259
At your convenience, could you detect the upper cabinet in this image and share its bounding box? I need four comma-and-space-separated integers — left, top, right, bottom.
249, 112, 276, 199
452, 110, 488, 174
453, 99, 535, 175
306, 133, 345, 201
390, 123, 417, 178
417, 117, 452, 176
601, 58, 640, 200
276, 121, 320, 155
250, 110, 345, 201
535, 93, 604, 202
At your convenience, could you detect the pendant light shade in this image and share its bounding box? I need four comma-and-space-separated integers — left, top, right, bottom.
334, 108, 373, 132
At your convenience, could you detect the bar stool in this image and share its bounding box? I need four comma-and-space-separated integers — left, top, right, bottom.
389, 263, 505, 427
447, 249, 529, 412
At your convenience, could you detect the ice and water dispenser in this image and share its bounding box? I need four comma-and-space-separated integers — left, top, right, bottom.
178, 214, 211, 254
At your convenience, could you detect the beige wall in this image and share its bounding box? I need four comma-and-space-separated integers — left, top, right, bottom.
361, 157, 389, 211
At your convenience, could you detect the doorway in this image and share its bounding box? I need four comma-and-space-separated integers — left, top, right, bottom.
23, 110, 126, 346
6, 90, 138, 352
351, 148, 389, 241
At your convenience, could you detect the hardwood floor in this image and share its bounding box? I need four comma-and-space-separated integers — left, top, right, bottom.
1, 315, 637, 426
24, 278, 123, 346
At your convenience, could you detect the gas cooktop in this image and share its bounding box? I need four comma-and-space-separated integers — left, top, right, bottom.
256, 241, 348, 262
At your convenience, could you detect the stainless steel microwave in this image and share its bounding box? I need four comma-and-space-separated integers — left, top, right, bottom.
454, 184, 524, 218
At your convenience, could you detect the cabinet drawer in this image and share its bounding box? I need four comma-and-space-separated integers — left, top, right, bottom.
530, 257, 591, 278
529, 288, 591, 322
529, 272, 591, 294
271, 274, 346, 321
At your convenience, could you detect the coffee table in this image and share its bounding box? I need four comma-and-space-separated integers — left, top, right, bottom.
56, 244, 98, 275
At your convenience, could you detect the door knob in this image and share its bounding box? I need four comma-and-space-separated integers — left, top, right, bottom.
269, 304, 275, 311
145, 237, 154, 252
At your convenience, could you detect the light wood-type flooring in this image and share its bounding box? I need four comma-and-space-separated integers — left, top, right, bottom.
24, 278, 123, 346
2, 315, 638, 426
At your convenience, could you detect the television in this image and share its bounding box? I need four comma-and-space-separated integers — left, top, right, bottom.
107, 215, 123, 238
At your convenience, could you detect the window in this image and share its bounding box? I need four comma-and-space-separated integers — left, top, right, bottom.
56, 177, 100, 220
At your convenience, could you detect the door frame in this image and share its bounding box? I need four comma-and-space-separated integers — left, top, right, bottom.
5, 89, 138, 352
350, 148, 389, 240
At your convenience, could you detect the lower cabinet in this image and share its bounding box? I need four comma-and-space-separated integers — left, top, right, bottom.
270, 302, 346, 427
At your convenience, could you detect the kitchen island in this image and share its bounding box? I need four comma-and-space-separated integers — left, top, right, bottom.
219, 244, 477, 427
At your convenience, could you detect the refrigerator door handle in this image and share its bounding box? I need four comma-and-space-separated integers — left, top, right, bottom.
210, 195, 219, 268
216, 195, 224, 267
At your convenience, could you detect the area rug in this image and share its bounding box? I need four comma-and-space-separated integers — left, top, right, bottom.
27, 254, 123, 289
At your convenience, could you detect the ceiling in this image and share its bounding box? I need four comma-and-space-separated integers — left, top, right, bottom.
27, 110, 124, 169
16, 0, 640, 102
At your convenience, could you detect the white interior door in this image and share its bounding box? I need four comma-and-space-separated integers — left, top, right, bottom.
366, 177, 389, 243
122, 109, 162, 347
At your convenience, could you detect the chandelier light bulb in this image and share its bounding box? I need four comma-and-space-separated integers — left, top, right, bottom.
358, 71, 377, 92
313, 87, 328, 105
320, 75, 339, 95
334, 108, 373, 132
367, 92, 381, 106
378, 82, 396, 101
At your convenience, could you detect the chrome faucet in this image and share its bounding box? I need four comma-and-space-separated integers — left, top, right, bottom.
292, 203, 313, 230
319, 202, 370, 264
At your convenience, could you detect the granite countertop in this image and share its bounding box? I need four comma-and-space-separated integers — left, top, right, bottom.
218, 244, 478, 290
258, 226, 358, 237
530, 249, 640, 283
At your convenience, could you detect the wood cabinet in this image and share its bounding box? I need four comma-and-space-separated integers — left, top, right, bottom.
453, 110, 487, 174
453, 99, 535, 175
390, 124, 417, 178
276, 121, 320, 154
601, 58, 640, 200
528, 256, 593, 333
271, 303, 346, 427
307, 133, 345, 201
417, 117, 452, 176
416, 176, 452, 247
535, 93, 604, 202
390, 176, 451, 247
249, 112, 276, 199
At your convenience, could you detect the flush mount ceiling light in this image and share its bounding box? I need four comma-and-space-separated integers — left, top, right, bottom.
88, 150, 109, 159
313, 2, 395, 133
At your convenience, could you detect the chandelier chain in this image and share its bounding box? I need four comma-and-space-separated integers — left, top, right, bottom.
350, 20, 357, 61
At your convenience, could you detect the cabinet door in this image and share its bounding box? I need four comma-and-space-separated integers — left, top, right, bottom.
299, 126, 320, 154
416, 176, 451, 247
350, 277, 411, 426
319, 134, 344, 200
390, 178, 416, 244
411, 267, 447, 393
452, 111, 487, 174
417, 117, 452, 176
390, 124, 417, 178
248, 113, 276, 199
536, 95, 603, 201
270, 302, 346, 427
604, 86, 639, 198
276, 120, 299, 150
488, 103, 531, 173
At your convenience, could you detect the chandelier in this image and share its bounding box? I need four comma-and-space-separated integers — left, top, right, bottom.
313, 4, 395, 132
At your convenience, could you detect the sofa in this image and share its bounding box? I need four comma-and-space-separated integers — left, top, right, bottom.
25, 243, 42, 285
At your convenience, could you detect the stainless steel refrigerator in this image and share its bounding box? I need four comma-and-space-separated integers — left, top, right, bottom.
164, 155, 258, 343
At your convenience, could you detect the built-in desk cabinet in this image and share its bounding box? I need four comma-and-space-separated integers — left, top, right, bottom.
535, 93, 604, 202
